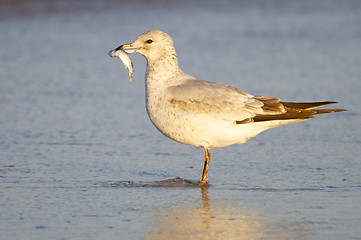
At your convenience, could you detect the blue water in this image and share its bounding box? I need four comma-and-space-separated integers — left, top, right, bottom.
1, 0, 360, 239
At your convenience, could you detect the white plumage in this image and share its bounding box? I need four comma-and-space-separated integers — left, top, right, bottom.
109, 30, 345, 185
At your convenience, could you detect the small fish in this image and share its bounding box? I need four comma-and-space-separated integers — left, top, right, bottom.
109, 48, 134, 83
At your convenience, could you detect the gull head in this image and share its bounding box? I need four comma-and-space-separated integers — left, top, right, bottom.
117, 30, 176, 63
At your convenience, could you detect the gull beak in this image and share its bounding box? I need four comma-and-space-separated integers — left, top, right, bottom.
116, 43, 136, 54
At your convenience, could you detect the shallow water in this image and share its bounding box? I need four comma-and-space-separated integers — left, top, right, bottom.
1, 0, 360, 239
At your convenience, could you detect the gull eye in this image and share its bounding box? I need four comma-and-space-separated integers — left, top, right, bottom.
146, 39, 153, 44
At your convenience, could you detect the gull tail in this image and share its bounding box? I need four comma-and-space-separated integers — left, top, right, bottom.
250, 101, 346, 123
281, 101, 344, 110
281, 101, 347, 115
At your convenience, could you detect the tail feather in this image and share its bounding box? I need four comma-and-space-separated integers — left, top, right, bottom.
281, 101, 338, 110
246, 101, 346, 123
312, 108, 347, 115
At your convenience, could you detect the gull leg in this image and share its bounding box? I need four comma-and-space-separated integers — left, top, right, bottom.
200, 147, 211, 186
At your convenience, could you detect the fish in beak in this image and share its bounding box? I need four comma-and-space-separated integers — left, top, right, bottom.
109, 44, 134, 83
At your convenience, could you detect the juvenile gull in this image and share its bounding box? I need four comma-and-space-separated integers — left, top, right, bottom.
109, 30, 346, 185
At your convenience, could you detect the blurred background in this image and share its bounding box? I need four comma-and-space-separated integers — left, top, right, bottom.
1, 0, 360, 239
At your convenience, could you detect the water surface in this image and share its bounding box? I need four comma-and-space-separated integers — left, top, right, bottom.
1, 0, 360, 239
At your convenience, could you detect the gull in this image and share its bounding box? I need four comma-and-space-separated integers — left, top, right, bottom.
109, 30, 346, 185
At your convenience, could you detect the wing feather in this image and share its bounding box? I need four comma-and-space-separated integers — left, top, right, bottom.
166, 79, 346, 124
166, 79, 283, 121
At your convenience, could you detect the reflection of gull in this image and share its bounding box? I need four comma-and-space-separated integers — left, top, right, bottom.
145, 186, 262, 240
144, 187, 303, 239
109, 30, 346, 185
